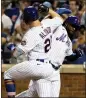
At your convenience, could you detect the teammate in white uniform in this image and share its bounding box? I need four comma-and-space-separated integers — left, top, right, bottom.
4, 6, 63, 98
15, 5, 73, 98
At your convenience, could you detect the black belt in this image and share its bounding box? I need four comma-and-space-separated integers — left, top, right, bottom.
36, 59, 61, 70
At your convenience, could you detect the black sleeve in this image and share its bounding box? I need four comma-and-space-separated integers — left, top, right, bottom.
65, 49, 83, 61
65, 53, 79, 61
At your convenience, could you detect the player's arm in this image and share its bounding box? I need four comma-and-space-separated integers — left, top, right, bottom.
65, 37, 83, 61
38, 4, 64, 22
7, 32, 37, 58
48, 9, 64, 21
13, 47, 25, 58
65, 48, 83, 61
7, 43, 25, 58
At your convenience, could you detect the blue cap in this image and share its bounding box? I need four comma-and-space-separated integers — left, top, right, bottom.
65, 16, 80, 28
22, 6, 38, 23
56, 8, 72, 15
43, 1, 52, 8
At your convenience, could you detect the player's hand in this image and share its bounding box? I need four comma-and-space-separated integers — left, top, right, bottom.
7, 43, 16, 51
38, 4, 49, 13
74, 48, 83, 57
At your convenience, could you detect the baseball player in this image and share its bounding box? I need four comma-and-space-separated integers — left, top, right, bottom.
63, 16, 83, 63
48, 16, 83, 97
16, 25, 71, 98
4, 6, 64, 98
15, 28, 72, 97
15, 6, 83, 98
15, 5, 72, 98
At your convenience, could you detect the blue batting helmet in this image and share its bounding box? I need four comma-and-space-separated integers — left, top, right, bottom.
22, 6, 38, 24
43, 1, 52, 8
65, 16, 80, 28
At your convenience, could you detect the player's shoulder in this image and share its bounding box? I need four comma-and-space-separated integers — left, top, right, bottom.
23, 29, 33, 40
41, 18, 51, 26
41, 18, 50, 23
24, 27, 42, 39
58, 25, 67, 33
42, 17, 62, 22
41, 17, 58, 23
41, 17, 63, 27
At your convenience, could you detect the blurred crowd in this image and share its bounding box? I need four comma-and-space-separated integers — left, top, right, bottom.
1, 0, 86, 64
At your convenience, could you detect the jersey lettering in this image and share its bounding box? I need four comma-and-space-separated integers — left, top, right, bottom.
66, 37, 71, 47
44, 36, 52, 53
56, 33, 66, 42
39, 27, 51, 39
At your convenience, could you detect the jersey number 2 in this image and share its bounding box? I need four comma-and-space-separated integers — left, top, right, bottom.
44, 38, 51, 53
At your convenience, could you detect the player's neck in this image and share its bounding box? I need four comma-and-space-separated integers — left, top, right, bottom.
29, 20, 41, 28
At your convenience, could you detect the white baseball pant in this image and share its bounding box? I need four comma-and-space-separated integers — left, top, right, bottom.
4, 60, 54, 80
4, 60, 56, 97
16, 69, 61, 97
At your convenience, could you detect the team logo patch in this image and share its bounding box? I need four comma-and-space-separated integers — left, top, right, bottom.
21, 41, 26, 45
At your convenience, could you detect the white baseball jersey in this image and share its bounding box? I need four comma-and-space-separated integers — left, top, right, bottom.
49, 25, 73, 66
17, 16, 63, 60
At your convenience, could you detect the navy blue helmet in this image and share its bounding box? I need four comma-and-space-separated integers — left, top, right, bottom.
65, 16, 80, 28
22, 6, 39, 24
